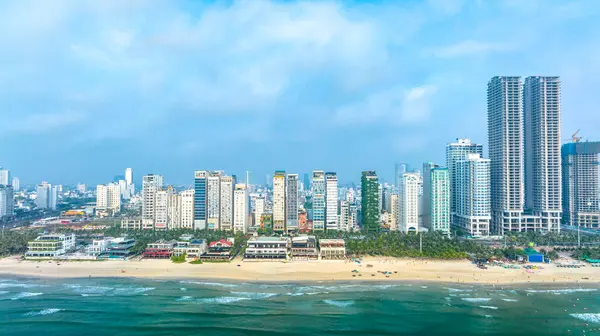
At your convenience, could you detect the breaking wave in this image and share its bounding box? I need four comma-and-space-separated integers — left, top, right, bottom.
24, 308, 63, 317
461, 298, 492, 303
571, 313, 600, 324
323, 300, 355, 308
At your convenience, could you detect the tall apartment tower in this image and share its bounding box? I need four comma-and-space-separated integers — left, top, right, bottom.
233, 183, 248, 233
254, 197, 265, 227
0, 185, 14, 218
339, 200, 350, 231
272, 171, 287, 232
561, 141, 600, 227
286, 174, 299, 232
125, 168, 135, 196
390, 194, 399, 231
430, 168, 450, 234
524, 76, 562, 231
361, 171, 379, 233
11, 177, 19, 191
311, 171, 326, 231
394, 163, 407, 193
194, 171, 208, 230
35, 181, 57, 210
180, 189, 195, 229
0, 167, 9, 186
206, 171, 222, 230
167, 187, 181, 230
399, 172, 420, 233
446, 138, 483, 228
422, 162, 438, 230
142, 174, 163, 230
219, 175, 235, 231
96, 183, 121, 215
154, 188, 169, 230
488, 76, 524, 234
455, 154, 491, 236
325, 172, 339, 231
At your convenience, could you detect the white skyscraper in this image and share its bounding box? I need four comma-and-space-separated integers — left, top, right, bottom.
0, 185, 14, 218
455, 154, 491, 236
180, 189, 195, 229
154, 189, 169, 230
325, 172, 339, 231
446, 138, 483, 227
77, 183, 86, 194
219, 175, 234, 231
125, 168, 133, 185
254, 197, 265, 227
206, 172, 221, 230
339, 200, 350, 231
390, 194, 399, 231
312, 170, 326, 231
167, 187, 181, 230
286, 174, 299, 232
142, 174, 163, 230
11, 177, 19, 191
233, 183, 248, 233
524, 76, 562, 232
118, 179, 129, 199
35, 182, 57, 210
272, 171, 286, 232
96, 183, 121, 215
399, 173, 419, 233
0, 167, 9, 186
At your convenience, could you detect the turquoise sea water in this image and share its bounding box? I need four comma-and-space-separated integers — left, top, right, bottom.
0, 276, 599, 335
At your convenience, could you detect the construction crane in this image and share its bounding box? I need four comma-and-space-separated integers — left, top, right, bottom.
572, 129, 583, 143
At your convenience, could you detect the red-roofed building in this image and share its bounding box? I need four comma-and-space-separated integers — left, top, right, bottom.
202, 238, 234, 260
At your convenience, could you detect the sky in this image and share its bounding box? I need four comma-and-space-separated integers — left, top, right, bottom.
1, 0, 599, 186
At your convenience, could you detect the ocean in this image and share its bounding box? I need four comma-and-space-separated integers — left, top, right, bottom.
0, 276, 598, 336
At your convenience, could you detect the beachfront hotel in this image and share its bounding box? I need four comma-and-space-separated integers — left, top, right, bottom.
244, 237, 289, 260
143, 241, 176, 259
562, 141, 600, 228
97, 237, 136, 260
25, 233, 76, 259
86, 237, 115, 256
201, 239, 234, 260
291, 235, 318, 260
319, 239, 346, 260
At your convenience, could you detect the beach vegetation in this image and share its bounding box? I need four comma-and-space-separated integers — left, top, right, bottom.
171, 253, 186, 263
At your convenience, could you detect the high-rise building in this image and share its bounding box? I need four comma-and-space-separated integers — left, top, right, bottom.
430, 168, 450, 234
233, 183, 248, 233
154, 188, 169, 230
325, 172, 339, 231
339, 200, 350, 231
0, 185, 14, 218
349, 204, 358, 231
11, 177, 19, 191
194, 170, 208, 230
96, 183, 121, 215
167, 187, 181, 230
303, 173, 310, 193
118, 179, 129, 199
180, 189, 195, 229
455, 154, 491, 236
561, 141, 600, 228
35, 182, 55, 210
312, 171, 326, 231
125, 168, 133, 185
50, 186, 58, 210
77, 183, 86, 194
390, 194, 399, 231
524, 76, 562, 231
273, 171, 286, 232
254, 197, 265, 227
0, 167, 9, 186
361, 171, 379, 233
142, 174, 163, 230
219, 175, 234, 231
286, 174, 299, 232
206, 172, 221, 230
394, 163, 407, 193
378, 183, 383, 213
488, 76, 525, 234
422, 162, 438, 230
399, 172, 419, 233
446, 138, 483, 227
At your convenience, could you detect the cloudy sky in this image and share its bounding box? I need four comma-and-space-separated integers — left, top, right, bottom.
1, 0, 599, 186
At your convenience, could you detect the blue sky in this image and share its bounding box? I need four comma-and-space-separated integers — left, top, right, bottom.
1, 0, 599, 186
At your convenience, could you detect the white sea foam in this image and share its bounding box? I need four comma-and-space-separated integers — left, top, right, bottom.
571, 313, 600, 324
420, 286, 428, 289
444, 287, 473, 293
197, 296, 250, 304
306, 292, 328, 295
323, 300, 355, 308
502, 299, 518, 302
230, 291, 277, 300
372, 285, 397, 290
0, 283, 44, 289
24, 308, 62, 317
110, 287, 154, 296
461, 298, 492, 303
11, 292, 43, 300
0, 291, 9, 295
81, 294, 103, 297
479, 306, 498, 310
485, 315, 493, 318
286, 292, 305, 296
180, 281, 238, 288
176, 296, 194, 302
180, 288, 187, 292
525, 288, 597, 295
65, 284, 113, 295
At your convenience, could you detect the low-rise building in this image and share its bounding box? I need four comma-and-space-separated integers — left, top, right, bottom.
201, 239, 233, 260
121, 218, 142, 230
98, 237, 136, 260
25, 233, 76, 259
173, 239, 207, 258
319, 239, 346, 260
244, 237, 289, 260
291, 235, 318, 260
87, 237, 114, 256
143, 240, 176, 259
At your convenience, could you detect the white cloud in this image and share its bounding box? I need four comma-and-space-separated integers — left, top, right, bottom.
333, 85, 438, 126
7, 111, 86, 133
430, 40, 513, 58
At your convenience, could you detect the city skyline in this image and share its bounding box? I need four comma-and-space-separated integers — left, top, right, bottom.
1, 0, 599, 185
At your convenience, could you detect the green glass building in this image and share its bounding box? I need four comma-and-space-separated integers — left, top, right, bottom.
361, 171, 379, 233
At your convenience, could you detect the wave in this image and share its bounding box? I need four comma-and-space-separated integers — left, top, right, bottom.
230, 291, 277, 300
180, 281, 239, 288
81, 294, 103, 297
323, 300, 355, 308
484, 315, 493, 318
23, 308, 63, 317
461, 298, 492, 303
525, 288, 597, 295
502, 299, 518, 302
64, 284, 114, 295
180, 288, 187, 291
571, 313, 600, 324
176, 296, 194, 302
0, 283, 45, 289
0, 291, 9, 295
286, 292, 305, 296
110, 287, 154, 296
198, 296, 250, 304
479, 306, 498, 310
10, 292, 43, 300
444, 287, 473, 292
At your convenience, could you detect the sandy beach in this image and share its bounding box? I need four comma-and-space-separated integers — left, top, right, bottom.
1, 257, 598, 284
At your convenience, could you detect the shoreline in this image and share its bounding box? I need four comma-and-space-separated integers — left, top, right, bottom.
1, 257, 598, 285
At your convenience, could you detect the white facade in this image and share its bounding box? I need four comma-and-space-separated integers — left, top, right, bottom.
254, 197, 265, 227
349, 205, 358, 231
167, 189, 181, 229
325, 172, 339, 230
154, 189, 169, 230
220, 176, 234, 231
11, 177, 19, 191
399, 173, 419, 233
446, 138, 483, 227
233, 183, 248, 233
0, 167, 9, 186
118, 179, 129, 199
25, 233, 76, 259
142, 174, 163, 230
455, 154, 491, 236
312, 171, 325, 231
206, 172, 221, 230
286, 174, 299, 232
180, 189, 195, 229
339, 200, 350, 231
87, 237, 114, 256
272, 171, 286, 231
36, 181, 57, 210
96, 183, 121, 214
